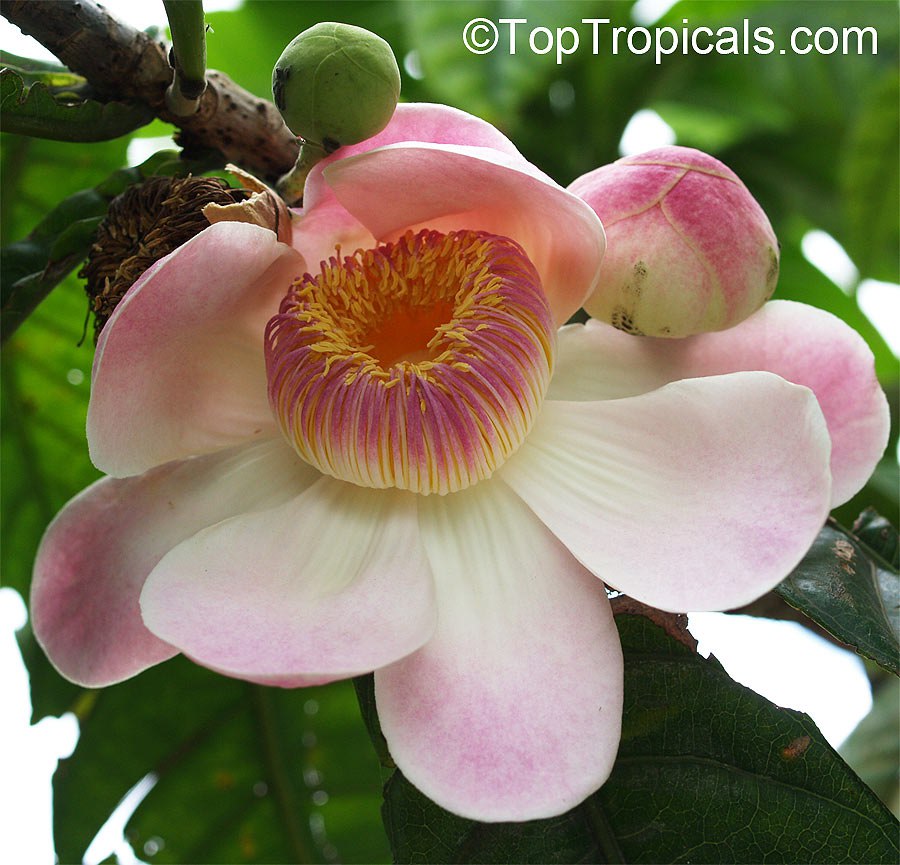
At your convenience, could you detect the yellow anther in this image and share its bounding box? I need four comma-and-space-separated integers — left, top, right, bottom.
265, 228, 555, 494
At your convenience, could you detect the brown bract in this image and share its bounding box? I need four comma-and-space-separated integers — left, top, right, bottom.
203, 165, 294, 245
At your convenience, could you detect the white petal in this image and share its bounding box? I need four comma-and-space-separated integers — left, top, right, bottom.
548, 318, 673, 401
375, 479, 622, 821
550, 303, 889, 505
323, 143, 604, 325
502, 372, 833, 612
31, 437, 318, 686
141, 479, 436, 682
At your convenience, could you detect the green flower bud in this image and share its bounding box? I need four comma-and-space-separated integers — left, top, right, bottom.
272, 22, 401, 152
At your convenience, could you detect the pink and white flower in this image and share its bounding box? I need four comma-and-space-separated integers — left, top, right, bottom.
31, 104, 889, 822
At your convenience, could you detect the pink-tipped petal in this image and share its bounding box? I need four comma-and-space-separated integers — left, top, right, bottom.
89, 222, 304, 477
550, 301, 889, 505
502, 372, 833, 613
140, 478, 436, 682
322, 144, 604, 324
671, 301, 889, 506
376, 480, 622, 822
31, 438, 318, 687
303, 102, 523, 211
290, 198, 375, 274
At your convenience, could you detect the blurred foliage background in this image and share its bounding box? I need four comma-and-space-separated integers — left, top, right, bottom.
1, 0, 898, 862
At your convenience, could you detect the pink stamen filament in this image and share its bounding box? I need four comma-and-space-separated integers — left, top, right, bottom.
265, 229, 555, 495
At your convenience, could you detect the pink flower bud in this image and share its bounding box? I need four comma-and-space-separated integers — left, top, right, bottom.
570, 146, 779, 338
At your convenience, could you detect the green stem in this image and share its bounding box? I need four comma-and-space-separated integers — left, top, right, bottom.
162, 0, 207, 115
250, 685, 317, 863
276, 141, 327, 206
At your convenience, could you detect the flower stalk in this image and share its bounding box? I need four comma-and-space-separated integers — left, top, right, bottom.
275, 140, 327, 206
162, 0, 207, 116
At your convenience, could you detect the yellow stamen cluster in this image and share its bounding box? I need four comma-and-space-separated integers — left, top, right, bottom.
265, 229, 554, 494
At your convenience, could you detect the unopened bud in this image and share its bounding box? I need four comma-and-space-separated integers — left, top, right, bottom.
570, 146, 779, 338
272, 22, 401, 152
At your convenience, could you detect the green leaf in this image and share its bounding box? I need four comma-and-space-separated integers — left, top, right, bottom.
52, 659, 390, 864
385, 779, 599, 864
840, 69, 900, 284
840, 675, 900, 819
1, 150, 215, 342
401, 0, 658, 182
0, 51, 87, 92
353, 674, 394, 769
776, 517, 899, 676
1, 133, 127, 245
405, 0, 555, 126
0, 68, 154, 141
652, 98, 788, 154
380, 614, 899, 864
854, 507, 900, 570
649, 1, 899, 278
1, 51, 70, 74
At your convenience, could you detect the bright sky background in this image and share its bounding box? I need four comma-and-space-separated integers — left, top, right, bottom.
1, 1, 896, 863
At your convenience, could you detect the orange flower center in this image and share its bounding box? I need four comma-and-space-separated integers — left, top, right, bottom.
265, 228, 555, 494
